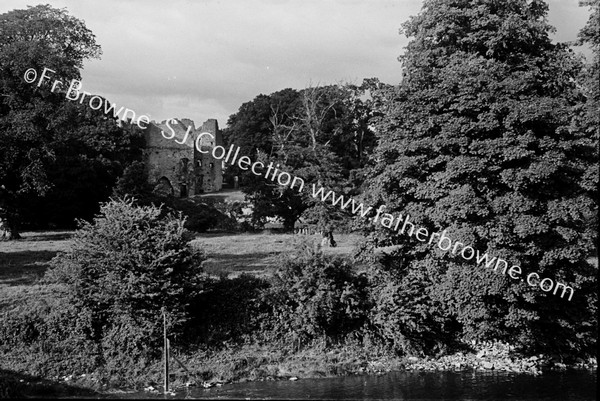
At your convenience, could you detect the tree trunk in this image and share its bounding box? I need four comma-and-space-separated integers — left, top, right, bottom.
0, 215, 20, 240
283, 217, 296, 232
0, 203, 20, 240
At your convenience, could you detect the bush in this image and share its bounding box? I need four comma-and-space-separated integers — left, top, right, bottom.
45, 197, 207, 367
211, 200, 254, 232
165, 197, 225, 232
112, 161, 153, 201
186, 274, 270, 346
261, 240, 370, 347
112, 162, 231, 232
0, 287, 100, 377
365, 252, 462, 357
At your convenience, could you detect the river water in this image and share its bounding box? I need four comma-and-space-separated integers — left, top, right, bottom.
117, 370, 596, 400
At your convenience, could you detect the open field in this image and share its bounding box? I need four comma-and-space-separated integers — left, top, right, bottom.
191, 232, 362, 277
3, 229, 596, 284
0, 231, 74, 310
0, 231, 73, 288
0, 229, 361, 299
194, 188, 246, 202
0, 229, 361, 312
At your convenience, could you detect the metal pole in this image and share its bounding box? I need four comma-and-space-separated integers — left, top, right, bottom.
163, 307, 169, 393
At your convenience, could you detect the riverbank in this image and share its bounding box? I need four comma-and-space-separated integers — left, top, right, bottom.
2, 339, 596, 398
0, 369, 99, 398
12, 340, 592, 397
169, 341, 597, 391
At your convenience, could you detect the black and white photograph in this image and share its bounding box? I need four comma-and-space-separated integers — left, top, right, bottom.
0, 0, 597, 399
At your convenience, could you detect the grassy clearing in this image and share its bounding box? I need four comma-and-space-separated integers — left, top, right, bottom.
190, 232, 361, 277
0, 229, 361, 311
0, 231, 73, 280
0, 229, 361, 287
0, 231, 73, 310
194, 188, 246, 202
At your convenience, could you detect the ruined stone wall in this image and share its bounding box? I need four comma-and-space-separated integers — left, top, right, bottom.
143, 118, 223, 197
194, 119, 223, 193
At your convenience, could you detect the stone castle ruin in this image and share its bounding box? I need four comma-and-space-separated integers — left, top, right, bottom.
143, 118, 223, 197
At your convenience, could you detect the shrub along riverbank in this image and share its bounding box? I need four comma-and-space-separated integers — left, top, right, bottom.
0, 199, 596, 395
2, 334, 596, 396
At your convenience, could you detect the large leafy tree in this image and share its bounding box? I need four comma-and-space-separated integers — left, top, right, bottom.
0, 5, 143, 238
578, 0, 600, 180
362, 0, 597, 356
224, 88, 305, 229
225, 83, 377, 231
16, 100, 145, 228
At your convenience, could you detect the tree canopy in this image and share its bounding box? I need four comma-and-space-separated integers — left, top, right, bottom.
0, 5, 143, 237
224, 82, 378, 230
361, 0, 598, 356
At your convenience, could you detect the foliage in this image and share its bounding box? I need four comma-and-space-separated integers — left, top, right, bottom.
159, 197, 226, 233
0, 286, 99, 376
45, 198, 207, 366
365, 253, 463, 356
112, 160, 154, 201
361, 0, 598, 356
186, 274, 270, 346
224, 83, 378, 230
210, 199, 254, 231
0, 5, 145, 235
261, 240, 370, 346
114, 172, 229, 232
577, 0, 600, 239
0, 4, 99, 235
224, 88, 305, 229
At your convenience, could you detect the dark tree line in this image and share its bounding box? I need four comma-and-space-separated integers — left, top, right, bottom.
0, 5, 145, 239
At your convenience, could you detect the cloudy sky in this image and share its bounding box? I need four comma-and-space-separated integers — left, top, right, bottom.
1, 0, 592, 128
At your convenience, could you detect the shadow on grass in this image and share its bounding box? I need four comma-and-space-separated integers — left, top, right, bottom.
0, 369, 98, 398
21, 232, 73, 242
0, 250, 57, 286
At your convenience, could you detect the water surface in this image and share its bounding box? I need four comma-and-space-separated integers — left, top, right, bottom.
118, 370, 597, 400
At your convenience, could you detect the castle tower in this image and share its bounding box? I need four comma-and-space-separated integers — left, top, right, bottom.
143, 118, 223, 197
193, 119, 223, 193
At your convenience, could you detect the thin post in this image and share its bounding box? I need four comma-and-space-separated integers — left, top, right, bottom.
163, 307, 169, 393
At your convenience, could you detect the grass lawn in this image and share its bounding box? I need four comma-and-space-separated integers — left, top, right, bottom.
194, 188, 246, 202
190, 231, 361, 277
0, 229, 361, 302
0, 231, 74, 310
0, 231, 73, 283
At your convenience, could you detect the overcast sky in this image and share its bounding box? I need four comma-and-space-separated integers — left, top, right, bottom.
1, 0, 592, 128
